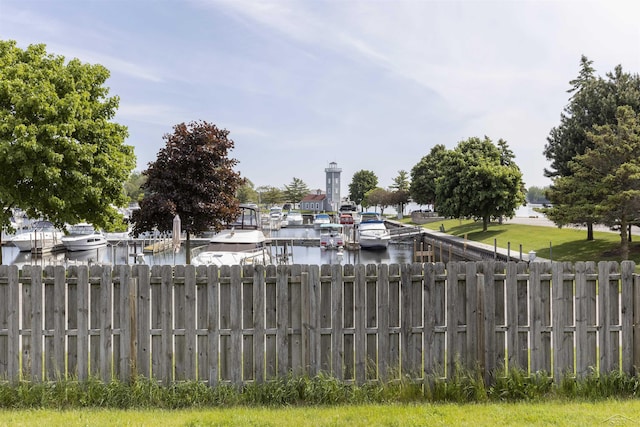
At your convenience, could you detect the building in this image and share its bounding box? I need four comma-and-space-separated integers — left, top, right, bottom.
325, 161, 341, 212
300, 190, 328, 213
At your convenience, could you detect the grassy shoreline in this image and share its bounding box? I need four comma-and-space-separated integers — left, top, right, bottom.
412, 218, 639, 265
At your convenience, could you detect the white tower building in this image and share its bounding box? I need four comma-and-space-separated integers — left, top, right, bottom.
325, 161, 341, 212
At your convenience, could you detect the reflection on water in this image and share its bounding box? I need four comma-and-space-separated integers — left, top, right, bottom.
2, 226, 417, 267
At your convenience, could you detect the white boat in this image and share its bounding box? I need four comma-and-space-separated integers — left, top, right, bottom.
10, 220, 65, 253
192, 205, 274, 266
357, 213, 390, 249
313, 213, 331, 229
319, 223, 345, 250
62, 223, 108, 251
286, 210, 304, 226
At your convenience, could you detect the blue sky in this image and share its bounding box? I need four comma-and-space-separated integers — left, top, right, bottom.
1, 0, 639, 195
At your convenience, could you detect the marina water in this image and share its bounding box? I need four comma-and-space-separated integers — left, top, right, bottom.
1, 226, 415, 267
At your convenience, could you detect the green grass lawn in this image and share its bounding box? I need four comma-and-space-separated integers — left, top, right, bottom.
417, 218, 639, 264
4, 400, 640, 426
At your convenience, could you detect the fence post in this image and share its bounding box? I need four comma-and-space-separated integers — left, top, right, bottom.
634, 272, 640, 375
621, 261, 635, 375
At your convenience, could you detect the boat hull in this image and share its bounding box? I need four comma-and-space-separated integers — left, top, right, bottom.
62, 234, 108, 251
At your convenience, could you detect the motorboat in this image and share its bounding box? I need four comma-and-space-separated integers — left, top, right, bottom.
319, 223, 345, 250
357, 213, 390, 249
62, 223, 108, 251
10, 220, 65, 253
313, 213, 331, 229
286, 210, 304, 226
192, 204, 274, 266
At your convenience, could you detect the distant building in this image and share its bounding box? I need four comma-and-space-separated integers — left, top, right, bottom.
301, 189, 329, 212
325, 161, 341, 212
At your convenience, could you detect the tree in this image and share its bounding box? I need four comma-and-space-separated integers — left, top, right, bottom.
389, 170, 411, 216
436, 137, 526, 231
363, 187, 393, 215
348, 170, 378, 206
283, 177, 310, 206
0, 40, 135, 262
390, 170, 410, 192
124, 171, 147, 204
237, 178, 257, 204
260, 186, 284, 207
410, 144, 447, 210
543, 56, 640, 239
568, 106, 640, 259
131, 121, 243, 264
526, 186, 550, 204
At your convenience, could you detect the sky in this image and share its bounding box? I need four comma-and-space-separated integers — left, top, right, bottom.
1, 0, 639, 195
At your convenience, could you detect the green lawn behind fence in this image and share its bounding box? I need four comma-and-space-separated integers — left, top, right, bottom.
416, 218, 639, 265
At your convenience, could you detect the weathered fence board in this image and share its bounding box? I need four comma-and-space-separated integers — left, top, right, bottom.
0, 261, 638, 386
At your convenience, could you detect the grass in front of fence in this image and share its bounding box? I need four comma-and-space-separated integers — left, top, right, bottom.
419, 218, 639, 264
1, 369, 640, 410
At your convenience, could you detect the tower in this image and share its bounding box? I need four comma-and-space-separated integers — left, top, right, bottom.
325, 161, 341, 211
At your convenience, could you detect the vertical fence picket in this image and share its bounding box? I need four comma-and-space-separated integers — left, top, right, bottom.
253, 265, 265, 383
365, 264, 378, 382
330, 263, 343, 380
135, 264, 151, 379
377, 263, 389, 381
196, 265, 209, 382
289, 264, 303, 376
160, 265, 173, 384
207, 265, 220, 387
173, 265, 186, 381
20, 266, 33, 381
621, 261, 634, 374
354, 263, 366, 384
319, 264, 332, 374
76, 266, 89, 382
343, 264, 355, 381
308, 264, 321, 377
242, 265, 255, 383
6, 266, 19, 382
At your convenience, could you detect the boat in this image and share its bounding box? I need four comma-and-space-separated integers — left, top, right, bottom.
192, 204, 274, 266
286, 210, 304, 226
313, 213, 331, 229
10, 220, 65, 253
319, 223, 345, 250
357, 212, 390, 249
62, 223, 108, 251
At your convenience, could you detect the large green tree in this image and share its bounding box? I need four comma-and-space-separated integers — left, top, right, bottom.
131, 121, 242, 263
237, 178, 257, 204
283, 177, 310, 206
124, 171, 147, 204
410, 144, 447, 210
561, 107, 640, 259
363, 187, 393, 215
436, 137, 526, 231
543, 56, 640, 239
348, 170, 378, 206
0, 40, 135, 257
389, 170, 411, 217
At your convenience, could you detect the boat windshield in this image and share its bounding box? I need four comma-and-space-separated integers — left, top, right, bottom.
205, 242, 265, 252
229, 207, 260, 229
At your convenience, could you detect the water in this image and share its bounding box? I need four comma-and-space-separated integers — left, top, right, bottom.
1, 226, 416, 267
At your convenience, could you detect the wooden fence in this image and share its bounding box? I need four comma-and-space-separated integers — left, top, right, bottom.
0, 261, 638, 386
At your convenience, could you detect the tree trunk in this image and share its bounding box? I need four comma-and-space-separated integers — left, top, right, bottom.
620, 218, 629, 260
629, 224, 633, 243
186, 232, 191, 264
586, 222, 594, 241
483, 215, 489, 232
